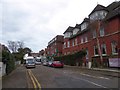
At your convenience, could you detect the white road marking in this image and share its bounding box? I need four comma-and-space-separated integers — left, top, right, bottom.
73, 77, 108, 88
80, 73, 110, 80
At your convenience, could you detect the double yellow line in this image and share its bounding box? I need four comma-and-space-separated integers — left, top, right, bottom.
27, 69, 41, 89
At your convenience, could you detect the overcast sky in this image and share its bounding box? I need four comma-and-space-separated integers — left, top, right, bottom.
1, 0, 116, 52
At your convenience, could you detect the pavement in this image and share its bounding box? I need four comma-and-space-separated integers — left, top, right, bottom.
65, 65, 120, 72
65, 65, 120, 77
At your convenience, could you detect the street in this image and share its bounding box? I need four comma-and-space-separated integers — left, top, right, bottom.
2, 65, 119, 89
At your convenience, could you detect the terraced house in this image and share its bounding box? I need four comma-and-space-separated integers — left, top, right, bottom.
46, 35, 64, 58
62, 1, 120, 67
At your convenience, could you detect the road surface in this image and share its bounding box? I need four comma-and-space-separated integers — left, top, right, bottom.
2, 65, 119, 89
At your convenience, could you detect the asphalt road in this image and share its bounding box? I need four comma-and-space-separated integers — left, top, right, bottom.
2, 65, 120, 89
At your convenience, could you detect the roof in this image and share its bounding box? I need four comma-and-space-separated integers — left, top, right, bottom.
80, 18, 90, 25
105, 1, 120, 20
63, 26, 74, 34
74, 24, 81, 29
107, 1, 120, 12
89, 4, 107, 16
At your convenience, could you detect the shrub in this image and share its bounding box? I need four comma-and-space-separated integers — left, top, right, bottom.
54, 50, 86, 66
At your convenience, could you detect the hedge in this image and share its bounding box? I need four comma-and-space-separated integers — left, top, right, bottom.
2, 50, 15, 75
54, 50, 86, 66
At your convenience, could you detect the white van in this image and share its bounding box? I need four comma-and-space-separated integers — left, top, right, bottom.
26, 56, 36, 68
35, 57, 41, 65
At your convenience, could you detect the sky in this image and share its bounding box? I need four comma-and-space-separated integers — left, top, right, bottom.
0, 0, 117, 52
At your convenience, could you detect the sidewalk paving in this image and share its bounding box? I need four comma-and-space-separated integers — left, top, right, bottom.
65, 65, 120, 73
89, 67, 120, 73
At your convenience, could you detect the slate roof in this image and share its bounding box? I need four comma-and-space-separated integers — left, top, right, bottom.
107, 1, 120, 12
105, 1, 120, 20
89, 4, 108, 16
80, 18, 90, 25
63, 26, 74, 34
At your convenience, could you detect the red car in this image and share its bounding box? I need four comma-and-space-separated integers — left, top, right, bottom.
51, 61, 64, 68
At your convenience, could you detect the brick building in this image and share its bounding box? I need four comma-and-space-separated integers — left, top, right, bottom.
46, 35, 64, 57
62, 1, 120, 67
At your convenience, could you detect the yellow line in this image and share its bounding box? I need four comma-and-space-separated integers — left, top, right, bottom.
27, 69, 37, 88
29, 70, 41, 89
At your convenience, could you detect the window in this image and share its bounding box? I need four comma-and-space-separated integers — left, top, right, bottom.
73, 28, 79, 35
111, 41, 118, 54
55, 42, 56, 45
100, 27, 104, 37
90, 11, 108, 21
93, 30, 96, 38
86, 48, 89, 60
75, 38, 77, 45
64, 32, 72, 38
81, 38, 84, 43
94, 45, 98, 56
64, 42, 66, 48
72, 40, 75, 46
67, 41, 70, 48
85, 37, 88, 42
81, 23, 88, 31
101, 43, 107, 55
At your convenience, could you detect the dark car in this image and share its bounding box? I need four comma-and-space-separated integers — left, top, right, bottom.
51, 61, 64, 68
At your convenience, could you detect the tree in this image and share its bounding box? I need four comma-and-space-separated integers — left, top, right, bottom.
14, 47, 32, 63
2, 47, 15, 75
7, 41, 24, 53
8, 41, 17, 52
23, 47, 32, 54
17, 41, 24, 49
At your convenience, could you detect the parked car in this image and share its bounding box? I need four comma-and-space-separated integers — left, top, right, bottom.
35, 57, 41, 65
42, 60, 48, 66
48, 61, 53, 67
51, 61, 64, 68
26, 56, 36, 68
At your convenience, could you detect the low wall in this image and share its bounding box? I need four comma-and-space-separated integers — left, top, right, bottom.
0, 62, 6, 77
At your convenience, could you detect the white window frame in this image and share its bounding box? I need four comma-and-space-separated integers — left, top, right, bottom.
67, 41, 70, 48
94, 45, 99, 56
100, 27, 105, 37
93, 30, 96, 38
111, 41, 118, 55
85, 36, 88, 42
64, 42, 66, 48
72, 40, 75, 46
101, 43, 107, 55
75, 38, 77, 45
81, 38, 84, 43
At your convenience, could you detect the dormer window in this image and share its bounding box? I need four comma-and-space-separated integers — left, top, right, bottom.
90, 10, 107, 21
73, 28, 79, 35
81, 22, 88, 31
64, 32, 72, 38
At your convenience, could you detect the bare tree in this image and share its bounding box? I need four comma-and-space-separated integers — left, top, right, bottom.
8, 41, 17, 52
8, 41, 24, 53
17, 41, 24, 49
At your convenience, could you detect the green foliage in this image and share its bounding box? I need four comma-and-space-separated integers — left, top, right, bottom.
14, 47, 32, 64
91, 56, 109, 68
2, 50, 15, 75
6, 54, 15, 75
2, 51, 10, 63
54, 50, 86, 66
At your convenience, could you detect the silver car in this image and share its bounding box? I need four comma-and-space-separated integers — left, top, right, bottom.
26, 59, 36, 68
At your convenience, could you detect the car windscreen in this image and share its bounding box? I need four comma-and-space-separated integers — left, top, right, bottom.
36, 59, 41, 62
27, 59, 35, 64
